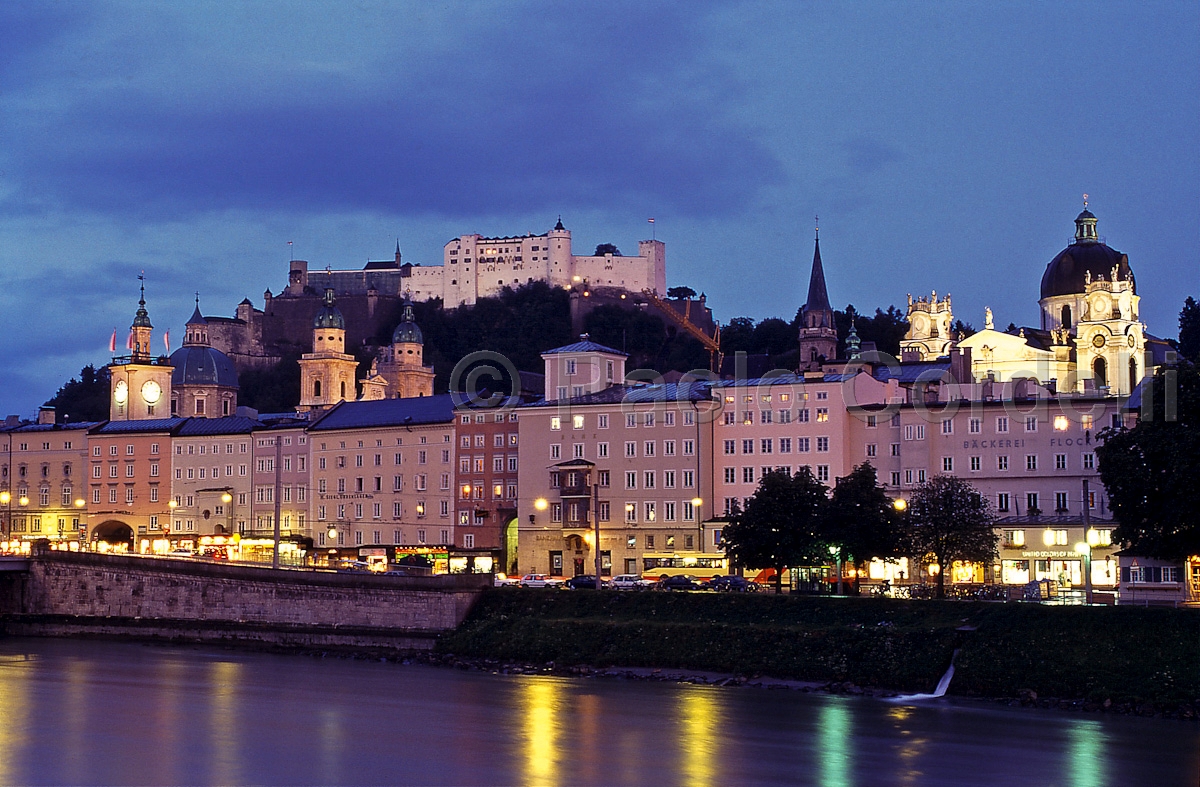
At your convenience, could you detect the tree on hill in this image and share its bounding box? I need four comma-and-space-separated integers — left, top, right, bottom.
667, 286, 697, 300
237, 346, 302, 413
1179, 296, 1200, 363
902, 475, 997, 598
594, 243, 621, 256
1097, 361, 1200, 559
721, 468, 829, 593
827, 463, 904, 567
719, 317, 757, 356
43, 364, 110, 423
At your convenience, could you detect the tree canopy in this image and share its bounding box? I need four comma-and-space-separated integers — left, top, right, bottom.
902, 475, 997, 598
1179, 296, 1200, 363
594, 243, 621, 256
721, 468, 829, 592
828, 463, 903, 563
43, 364, 111, 423
1097, 361, 1200, 559
667, 286, 697, 299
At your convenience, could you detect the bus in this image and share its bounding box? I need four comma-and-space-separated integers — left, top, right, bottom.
641, 552, 729, 581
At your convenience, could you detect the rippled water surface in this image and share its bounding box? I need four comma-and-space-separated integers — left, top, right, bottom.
0, 637, 1195, 786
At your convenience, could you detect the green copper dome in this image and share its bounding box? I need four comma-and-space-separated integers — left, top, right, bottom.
313, 288, 346, 330
391, 298, 423, 344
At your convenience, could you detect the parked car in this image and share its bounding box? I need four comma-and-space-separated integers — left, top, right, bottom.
493, 573, 520, 587
519, 574, 560, 588
563, 575, 606, 590
610, 574, 655, 591
703, 575, 757, 592
657, 574, 702, 591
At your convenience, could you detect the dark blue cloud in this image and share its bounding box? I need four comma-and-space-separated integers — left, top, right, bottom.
3, 2, 782, 221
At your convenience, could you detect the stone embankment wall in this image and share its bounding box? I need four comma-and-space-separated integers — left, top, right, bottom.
0, 550, 489, 651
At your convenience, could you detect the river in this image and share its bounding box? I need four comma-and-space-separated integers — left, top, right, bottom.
0, 637, 1194, 786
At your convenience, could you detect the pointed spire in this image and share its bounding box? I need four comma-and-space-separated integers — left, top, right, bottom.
395, 238, 402, 264
187, 292, 206, 326
554, 215, 565, 231
804, 235, 832, 313
846, 320, 861, 360
132, 274, 152, 328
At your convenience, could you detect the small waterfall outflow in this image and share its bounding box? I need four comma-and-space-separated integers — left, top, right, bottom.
888, 649, 959, 702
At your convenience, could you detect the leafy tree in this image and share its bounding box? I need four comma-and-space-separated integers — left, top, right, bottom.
237, 347, 302, 413
828, 463, 903, 566
951, 319, 976, 339
1179, 296, 1200, 363
43, 365, 111, 423
902, 475, 997, 598
667, 286, 697, 299
752, 318, 795, 357
834, 304, 909, 359
719, 317, 757, 356
594, 243, 621, 256
721, 468, 829, 593
1097, 361, 1200, 559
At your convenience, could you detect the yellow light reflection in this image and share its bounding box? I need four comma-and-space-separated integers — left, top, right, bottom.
679, 688, 717, 787
0, 654, 29, 785
1068, 719, 1107, 787
819, 697, 852, 787
209, 660, 242, 785
521, 678, 561, 787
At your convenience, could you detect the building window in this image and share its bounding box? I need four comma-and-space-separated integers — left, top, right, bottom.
1082, 453, 1095, 470
998, 455, 1009, 471
1026, 455, 1038, 471
997, 493, 1010, 512
1055, 454, 1067, 470
970, 456, 980, 472
941, 419, 953, 435
1054, 492, 1069, 513
816, 465, 829, 482
942, 457, 953, 472
996, 417, 1009, 433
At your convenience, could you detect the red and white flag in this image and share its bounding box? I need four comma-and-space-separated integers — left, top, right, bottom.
647, 218, 655, 224
164, 330, 170, 353
109, 329, 117, 353
127, 331, 134, 350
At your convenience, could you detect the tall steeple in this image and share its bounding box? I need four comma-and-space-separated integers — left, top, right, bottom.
798, 220, 838, 369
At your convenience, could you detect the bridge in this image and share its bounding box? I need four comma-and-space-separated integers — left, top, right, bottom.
0, 549, 488, 651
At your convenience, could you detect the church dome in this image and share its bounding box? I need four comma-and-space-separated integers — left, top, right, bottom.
169, 345, 239, 388
1040, 209, 1135, 300
391, 298, 423, 344
313, 288, 346, 330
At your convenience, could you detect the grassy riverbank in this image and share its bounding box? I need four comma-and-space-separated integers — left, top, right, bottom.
437, 590, 1200, 709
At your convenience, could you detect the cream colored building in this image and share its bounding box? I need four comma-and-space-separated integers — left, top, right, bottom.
900, 208, 1153, 397
307, 396, 457, 557
168, 417, 255, 539
0, 412, 92, 547
298, 289, 359, 412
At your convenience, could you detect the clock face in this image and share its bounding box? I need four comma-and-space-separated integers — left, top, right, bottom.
141, 380, 162, 404
114, 380, 128, 404
1127, 334, 1137, 348
1092, 333, 1106, 349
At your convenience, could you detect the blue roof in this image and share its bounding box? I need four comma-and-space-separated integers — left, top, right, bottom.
170, 345, 239, 388
307, 394, 456, 431
1, 421, 100, 433
542, 340, 625, 356
522, 382, 713, 408
90, 418, 188, 435
176, 416, 262, 436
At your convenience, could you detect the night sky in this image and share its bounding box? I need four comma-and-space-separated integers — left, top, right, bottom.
2, 1, 1196, 417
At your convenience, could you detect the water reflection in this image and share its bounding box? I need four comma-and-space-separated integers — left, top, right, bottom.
1068, 719, 1107, 787
819, 697, 852, 787
520, 678, 561, 787
0, 639, 1194, 786
679, 687, 718, 787
0, 654, 30, 785
208, 660, 242, 786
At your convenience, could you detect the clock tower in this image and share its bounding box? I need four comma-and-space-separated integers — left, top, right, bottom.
109, 278, 173, 421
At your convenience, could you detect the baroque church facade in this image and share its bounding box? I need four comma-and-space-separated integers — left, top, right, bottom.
900, 207, 1157, 396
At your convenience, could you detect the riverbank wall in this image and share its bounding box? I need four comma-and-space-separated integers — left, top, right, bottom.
0, 551, 489, 651
437, 590, 1200, 710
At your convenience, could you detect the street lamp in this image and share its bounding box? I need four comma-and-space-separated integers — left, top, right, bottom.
892, 498, 907, 512
829, 544, 843, 596
1074, 541, 1093, 605
0, 490, 10, 541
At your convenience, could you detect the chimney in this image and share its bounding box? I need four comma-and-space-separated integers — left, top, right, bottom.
37, 407, 56, 425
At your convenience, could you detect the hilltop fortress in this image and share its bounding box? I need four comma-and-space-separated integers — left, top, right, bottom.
206, 219, 666, 370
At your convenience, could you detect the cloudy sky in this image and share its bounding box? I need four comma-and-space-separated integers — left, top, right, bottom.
2, 1, 1196, 417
